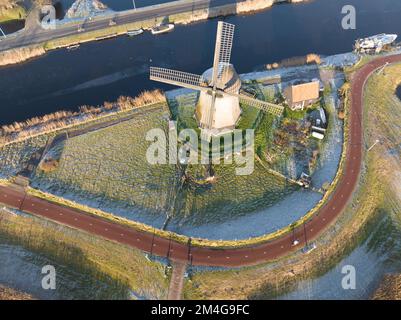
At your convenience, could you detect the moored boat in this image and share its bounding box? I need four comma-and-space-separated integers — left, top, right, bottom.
354, 33, 398, 53
66, 44, 80, 51
151, 24, 174, 35
127, 29, 144, 37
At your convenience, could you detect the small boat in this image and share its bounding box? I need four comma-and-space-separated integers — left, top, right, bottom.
66, 44, 80, 51
126, 28, 144, 37
95, 33, 117, 41
354, 33, 398, 53
151, 24, 174, 35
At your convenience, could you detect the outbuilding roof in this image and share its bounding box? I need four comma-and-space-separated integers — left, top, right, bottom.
286, 81, 320, 104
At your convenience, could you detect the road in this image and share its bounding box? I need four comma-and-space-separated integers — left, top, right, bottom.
0, 0, 236, 52
1, 54, 400, 267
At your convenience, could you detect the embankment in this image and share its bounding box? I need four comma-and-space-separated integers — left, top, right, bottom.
171, 0, 286, 25
373, 274, 401, 300
0, 44, 46, 67
0, 3, 26, 23
0, 89, 165, 146
0, 284, 34, 300
47, 0, 296, 49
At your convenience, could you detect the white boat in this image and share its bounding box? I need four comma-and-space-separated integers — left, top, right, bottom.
354, 33, 398, 53
127, 29, 144, 37
151, 24, 174, 35
66, 44, 80, 51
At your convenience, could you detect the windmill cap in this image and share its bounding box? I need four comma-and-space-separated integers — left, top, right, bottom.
201, 64, 241, 92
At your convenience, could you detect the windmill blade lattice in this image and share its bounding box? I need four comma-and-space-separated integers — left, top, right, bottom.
211, 21, 235, 87
150, 67, 207, 92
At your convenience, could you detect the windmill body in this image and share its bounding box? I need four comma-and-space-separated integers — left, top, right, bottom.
196, 64, 241, 135
150, 21, 284, 141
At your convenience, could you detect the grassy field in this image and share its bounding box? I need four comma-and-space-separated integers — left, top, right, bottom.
0, 284, 34, 300
32, 105, 178, 221
179, 162, 297, 225
182, 62, 401, 300
373, 274, 401, 300
0, 134, 50, 179
0, 209, 169, 299
167, 92, 200, 133
237, 105, 261, 130
31, 97, 297, 227
0, 3, 26, 23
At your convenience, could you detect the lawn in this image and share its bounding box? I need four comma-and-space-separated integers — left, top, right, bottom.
0, 209, 169, 299
32, 104, 178, 224
30, 98, 297, 227
0, 134, 50, 179
177, 161, 297, 226
0, 3, 26, 23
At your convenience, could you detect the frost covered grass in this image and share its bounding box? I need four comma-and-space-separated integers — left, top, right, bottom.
32, 104, 178, 222
364, 63, 401, 145
31, 99, 296, 227
0, 90, 165, 146
0, 91, 165, 180
179, 162, 297, 226
167, 91, 199, 133
0, 134, 50, 179
25, 88, 297, 232
0, 209, 169, 299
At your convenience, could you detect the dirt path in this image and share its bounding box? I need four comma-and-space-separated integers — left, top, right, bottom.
167, 261, 187, 300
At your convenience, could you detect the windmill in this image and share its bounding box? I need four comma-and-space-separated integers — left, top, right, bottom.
150, 21, 284, 141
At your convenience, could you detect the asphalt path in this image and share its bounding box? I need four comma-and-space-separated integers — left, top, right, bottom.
1, 54, 400, 267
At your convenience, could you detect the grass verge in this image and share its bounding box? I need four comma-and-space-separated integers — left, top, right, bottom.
0, 5, 26, 23
0, 208, 169, 299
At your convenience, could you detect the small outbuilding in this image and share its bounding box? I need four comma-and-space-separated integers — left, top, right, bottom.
284, 81, 320, 111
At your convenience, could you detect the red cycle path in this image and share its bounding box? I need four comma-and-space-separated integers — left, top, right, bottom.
1, 54, 400, 267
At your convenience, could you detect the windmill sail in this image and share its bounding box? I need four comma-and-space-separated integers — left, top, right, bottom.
150, 67, 207, 91
204, 21, 236, 133
211, 21, 235, 88
237, 94, 284, 116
